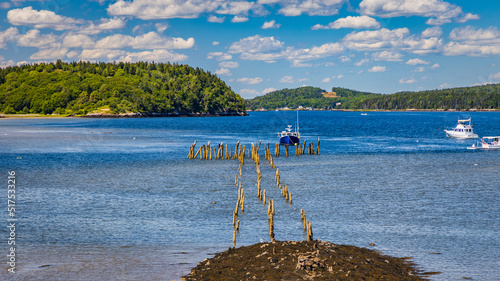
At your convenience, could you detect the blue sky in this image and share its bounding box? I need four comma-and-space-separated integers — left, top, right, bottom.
0, 0, 499, 98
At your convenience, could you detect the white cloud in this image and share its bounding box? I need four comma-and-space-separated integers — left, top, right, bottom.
118, 49, 188, 62
359, 0, 475, 25
491, 72, 500, 79
274, 0, 345, 16
237, 77, 263, 84
371, 50, 403, 61
239, 88, 261, 99
17, 29, 59, 48
7, 6, 84, 30
30, 48, 69, 60
456, 13, 480, 23
443, 42, 500, 56
400, 78, 417, 84
208, 15, 225, 23
207, 52, 232, 60
212, 41, 220, 46
108, 0, 221, 20
217, 1, 256, 15
368, 66, 386, 72
312, 16, 380, 30
449, 26, 500, 43
62, 33, 95, 48
0, 27, 19, 49
354, 58, 369, 66
229, 35, 284, 53
440, 83, 451, 88
414, 67, 425, 72
262, 20, 281, 29
155, 23, 168, 33
215, 68, 232, 76
421, 26, 442, 38
95, 32, 194, 50
0, 56, 15, 68
443, 26, 500, 56
406, 58, 430, 65
343, 27, 443, 54
431, 63, 440, 69
279, 75, 295, 83
262, 88, 276, 94
339, 55, 351, 62
80, 49, 127, 60
219, 61, 240, 68
322, 77, 331, 83
230, 35, 343, 65
231, 16, 249, 23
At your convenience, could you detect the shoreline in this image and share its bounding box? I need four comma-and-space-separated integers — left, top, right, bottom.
0, 111, 248, 119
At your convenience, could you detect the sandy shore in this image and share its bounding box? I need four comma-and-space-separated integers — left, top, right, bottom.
182, 240, 437, 281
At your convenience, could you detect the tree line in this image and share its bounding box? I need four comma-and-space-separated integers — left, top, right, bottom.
245, 84, 500, 111
0, 60, 246, 115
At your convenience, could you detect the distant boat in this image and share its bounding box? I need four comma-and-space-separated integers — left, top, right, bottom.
444, 118, 478, 139
278, 111, 300, 145
469, 136, 500, 150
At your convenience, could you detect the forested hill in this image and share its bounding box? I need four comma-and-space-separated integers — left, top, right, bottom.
0, 61, 246, 116
245, 86, 379, 110
355, 83, 500, 110
246, 84, 500, 111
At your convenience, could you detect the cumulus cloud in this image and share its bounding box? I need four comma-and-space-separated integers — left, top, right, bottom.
274, 0, 345, 16
237, 77, 263, 84
95, 32, 194, 50
312, 16, 380, 30
406, 58, 430, 65
207, 52, 232, 60
229, 35, 284, 53
490, 72, 500, 79
431, 63, 440, 69
219, 61, 240, 68
231, 16, 249, 23
17, 29, 59, 48
262, 20, 281, 29
279, 75, 295, 83
30, 48, 69, 60
359, 0, 476, 25
0, 27, 19, 49
80, 49, 127, 60
400, 78, 417, 84
371, 50, 403, 61
8, 6, 84, 30
421, 26, 442, 38
343, 28, 442, 54
443, 26, 500, 56
215, 68, 232, 76
208, 15, 225, 23
118, 49, 188, 62
368, 65, 386, 72
239, 88, 261, 99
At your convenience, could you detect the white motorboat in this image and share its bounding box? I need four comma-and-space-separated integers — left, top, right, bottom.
444, 118, 478, 139
479, 136, 500, 150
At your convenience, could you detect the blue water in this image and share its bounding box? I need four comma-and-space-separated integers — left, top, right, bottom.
0, 111, 499, 280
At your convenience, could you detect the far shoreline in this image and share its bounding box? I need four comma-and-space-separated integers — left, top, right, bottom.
1, 109, 499, 119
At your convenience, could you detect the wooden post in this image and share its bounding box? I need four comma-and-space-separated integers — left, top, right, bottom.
317, 138, 320, 155
285, 144, 289, 157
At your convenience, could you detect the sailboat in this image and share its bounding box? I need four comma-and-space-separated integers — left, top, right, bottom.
278, 110, 300, 145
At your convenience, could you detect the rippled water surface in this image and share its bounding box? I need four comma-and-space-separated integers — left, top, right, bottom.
1, 111, 499, 280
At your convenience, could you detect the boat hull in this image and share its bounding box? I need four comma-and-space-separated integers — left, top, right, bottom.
279, 135, 300, 145
444, 130, 478, 139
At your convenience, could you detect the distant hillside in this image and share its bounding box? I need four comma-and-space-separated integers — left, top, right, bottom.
0, 60, 246, 116
246, 84, 500, 111
355, 84, 500, 110
245, 86, 379, 110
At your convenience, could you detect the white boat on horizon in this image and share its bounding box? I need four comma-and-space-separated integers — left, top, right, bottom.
469, 136, 500, 150
444, 118, 478, 139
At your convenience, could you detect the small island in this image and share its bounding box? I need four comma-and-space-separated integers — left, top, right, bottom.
0, 60, 246, 117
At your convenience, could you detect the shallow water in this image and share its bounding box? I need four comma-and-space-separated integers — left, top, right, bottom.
0, 111, 499, 280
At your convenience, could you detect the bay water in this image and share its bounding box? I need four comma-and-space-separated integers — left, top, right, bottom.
0, 111, 499, 280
